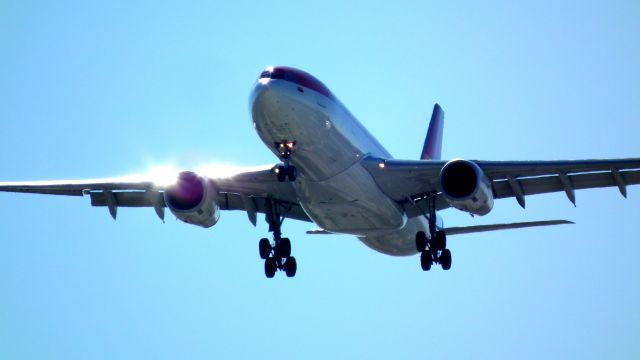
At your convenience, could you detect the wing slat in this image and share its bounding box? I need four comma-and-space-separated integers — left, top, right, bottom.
87, 190, 311, 222
90, 191, 165, 208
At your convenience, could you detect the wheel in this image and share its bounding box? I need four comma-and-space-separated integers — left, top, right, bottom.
259, 238, 271, 259
280, 238, 292, 258
434, 231, 447, 251
415, 231, 427, 252
276, 166, 287, 182
264, 258, 277, 278
420, 251, 432, 271
287, 166, 297, 182
440, 249, 452, 270
284, 256, 297, 277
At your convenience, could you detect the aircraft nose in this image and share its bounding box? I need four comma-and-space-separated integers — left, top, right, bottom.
249, 72, 293, 116
249, 67, 275, 109
249, 79, 273, 114
249, 79, 286, 133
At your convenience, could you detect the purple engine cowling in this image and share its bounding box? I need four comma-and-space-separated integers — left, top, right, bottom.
165, 171, 205, 211
164, 171, 220, 228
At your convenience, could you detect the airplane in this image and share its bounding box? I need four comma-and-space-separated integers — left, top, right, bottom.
1, 66, 639, 278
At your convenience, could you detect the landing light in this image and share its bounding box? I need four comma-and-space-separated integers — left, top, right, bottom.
378, 162, 385, 169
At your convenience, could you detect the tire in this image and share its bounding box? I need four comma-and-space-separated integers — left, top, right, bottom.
435, 231, 447, 251
440, 249, 452, 270
287, 166, 297, 182
280, 238, 292, 258
415, 231, 427, 252
420, 251, 432, 271
284, 256, 297, 277
276, 166, 286, 182
264, 258, 277, 278
259, 238, 271, 260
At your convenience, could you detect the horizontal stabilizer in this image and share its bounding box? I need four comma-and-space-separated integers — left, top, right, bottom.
306, 229, 332, 235
444, 220, 573, 236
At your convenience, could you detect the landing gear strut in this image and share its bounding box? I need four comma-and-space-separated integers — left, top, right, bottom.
275, 141, 297, 182
259, 198, 297, 278
415, 192, 452, 271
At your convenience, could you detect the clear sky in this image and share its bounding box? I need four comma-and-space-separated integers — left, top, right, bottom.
1, 1, 639, 359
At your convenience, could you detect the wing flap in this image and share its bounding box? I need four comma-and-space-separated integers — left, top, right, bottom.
90, 191, 166, 207
217, 193, 311, 222
493, 169, 640, 201
88, 190, 312, 222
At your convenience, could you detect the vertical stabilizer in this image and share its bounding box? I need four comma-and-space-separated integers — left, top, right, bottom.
420, 103, 445, 160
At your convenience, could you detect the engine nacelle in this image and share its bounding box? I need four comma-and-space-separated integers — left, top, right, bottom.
439, 159, 494, 216
164, 171, 220, 228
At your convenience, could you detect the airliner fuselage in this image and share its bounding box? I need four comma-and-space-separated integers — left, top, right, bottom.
250, 66, 430, 256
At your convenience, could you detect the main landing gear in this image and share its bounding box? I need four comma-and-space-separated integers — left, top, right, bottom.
415, 192, 452, 271
274, 141, 297, 182
259, 198, 297, 278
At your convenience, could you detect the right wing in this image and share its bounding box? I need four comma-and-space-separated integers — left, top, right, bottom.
0, 165, 311, 224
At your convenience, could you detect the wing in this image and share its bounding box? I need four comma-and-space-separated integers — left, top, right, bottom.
362, 156, 640, 216
0, 165, 311, 224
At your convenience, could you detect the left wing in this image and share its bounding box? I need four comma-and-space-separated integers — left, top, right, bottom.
0, 165, 311, 223
362, 157, 640, 216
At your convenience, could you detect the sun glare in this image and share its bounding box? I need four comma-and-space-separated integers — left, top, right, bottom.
195, 164, 267, 179
146, 166, 181, 187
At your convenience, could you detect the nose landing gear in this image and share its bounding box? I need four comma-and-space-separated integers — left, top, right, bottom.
275, 165, 297, 182
274, 141, 297, 182
416, 192, 452, 271
259, 199, 297, 278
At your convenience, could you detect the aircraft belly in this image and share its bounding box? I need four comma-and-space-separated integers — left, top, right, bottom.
294, 162, 406, 234
357, 217, 429, 256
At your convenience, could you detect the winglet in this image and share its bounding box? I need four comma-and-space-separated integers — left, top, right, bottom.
420, 103, 444, 160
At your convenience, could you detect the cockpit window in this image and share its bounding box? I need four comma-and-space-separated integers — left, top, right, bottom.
270, 68, 287, 80
258, 66, 335, 100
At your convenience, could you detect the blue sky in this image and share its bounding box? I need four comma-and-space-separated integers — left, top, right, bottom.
1, 1, 639, 358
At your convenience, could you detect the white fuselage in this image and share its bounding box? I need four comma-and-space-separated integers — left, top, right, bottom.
250, 77, 432, 256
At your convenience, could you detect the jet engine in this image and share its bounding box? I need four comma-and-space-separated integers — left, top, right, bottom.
164, 171, 220, 228
439, 159, 494, 216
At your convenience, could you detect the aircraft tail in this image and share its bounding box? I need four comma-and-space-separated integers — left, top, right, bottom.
420, 103, 444, 160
